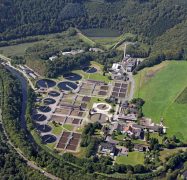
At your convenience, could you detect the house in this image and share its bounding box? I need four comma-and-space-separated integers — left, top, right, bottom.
122, 58, 137, 72
99, 142, 116, 157
134, 144, 149, 152
132, 123, 163, 133
62, 50, 84, 56
109, 122, 122, 134
111, 63, 121, 72
126, 62, 135, 72
28, 72, 37, 79
111, 72, 123, 80
89, 48, 104, 53
122, 124, 142, 139
146, 125, 163, 133
118, 147, 128, 156
118, 113, 137, 122
140, 118, 152, 126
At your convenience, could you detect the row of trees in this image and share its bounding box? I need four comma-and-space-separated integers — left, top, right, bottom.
81, 122, 102, 157
134, 49, 185, 73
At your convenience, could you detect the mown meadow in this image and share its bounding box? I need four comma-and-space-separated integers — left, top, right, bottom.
134, 61, 187, 142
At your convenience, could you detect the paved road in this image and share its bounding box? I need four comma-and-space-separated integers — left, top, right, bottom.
127, 72, 135, 101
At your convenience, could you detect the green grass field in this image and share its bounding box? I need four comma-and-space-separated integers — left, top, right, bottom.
77, 32, 96, 46
63, 124, 74, 131
134, 61, 187, 142
49, 122, 64, 135
73, 61, 111, 83
116, 152, 144, 165
0, 41, 43, 57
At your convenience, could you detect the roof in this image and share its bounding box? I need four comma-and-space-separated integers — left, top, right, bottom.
118, 114, 137, 121
120, 147, 128, 153
132, 124, 144, 129
146, 125, 162, 131
123, 125, 133, 132
112, 63, 121, 71
140, 118, 152, 126
100, 142, 116, 151
132, 123, 162, 132
111, 122, 122, 131
134, 144, 149, 149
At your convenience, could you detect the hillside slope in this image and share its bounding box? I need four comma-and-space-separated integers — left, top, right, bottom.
0, 0, 187, 41
152, 20, 187, 58
134, 61, 187, 141
134, 20, 187, 71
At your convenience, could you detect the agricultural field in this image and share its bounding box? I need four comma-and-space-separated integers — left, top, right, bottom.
116, 152, 144, 166
134, 61, 187, 142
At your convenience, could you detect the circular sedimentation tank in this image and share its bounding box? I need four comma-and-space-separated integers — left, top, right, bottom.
32, 114, 47, 122
36, 79, 56, 88
83, 66, 97, 73
63, 73, 82, 81
43, 98, 56, 105
48, 91, 60, 97
36, 124, 52, 133
42, 134, 57, 144
38, 106, 51, 113
58, 81, 78, 91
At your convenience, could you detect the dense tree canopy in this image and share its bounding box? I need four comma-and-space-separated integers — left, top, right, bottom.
0, 0, 187, 41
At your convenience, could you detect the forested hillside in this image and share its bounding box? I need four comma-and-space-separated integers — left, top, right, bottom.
134, 20, 187, 72
0, 0, 187, 41
152, 20, 187, 59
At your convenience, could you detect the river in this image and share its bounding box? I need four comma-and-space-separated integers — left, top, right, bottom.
5, 66, 27, 129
